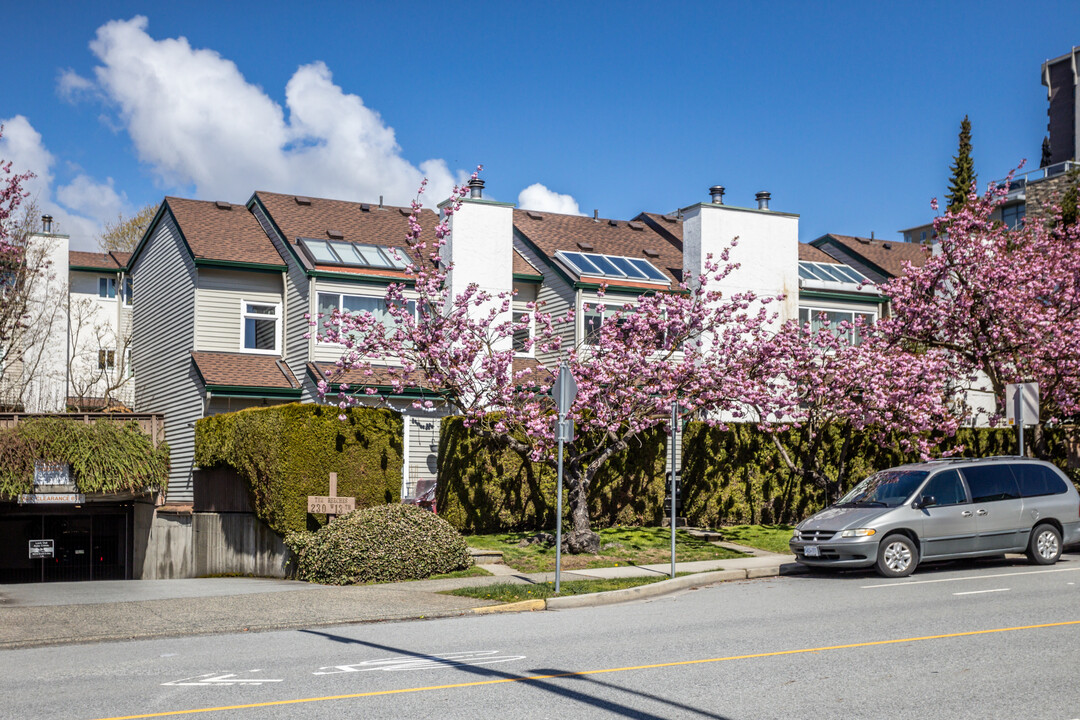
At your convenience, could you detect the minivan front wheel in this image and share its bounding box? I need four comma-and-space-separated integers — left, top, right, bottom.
1026, 524, 1062, 565
875, 535, 918, 578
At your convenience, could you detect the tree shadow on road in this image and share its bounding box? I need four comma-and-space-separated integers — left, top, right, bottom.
299, 629, 733, 719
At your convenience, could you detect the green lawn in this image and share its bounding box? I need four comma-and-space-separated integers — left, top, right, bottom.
445, 576, 670, 603
717, 524, 795, 554
428, 566, 493, 580
465, 526, 747, 574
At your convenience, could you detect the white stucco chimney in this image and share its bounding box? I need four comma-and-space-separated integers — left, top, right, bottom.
439, 180, 515, 349
682, 185, 799, 326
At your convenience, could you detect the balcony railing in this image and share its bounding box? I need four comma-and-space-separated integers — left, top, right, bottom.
991, 161, 1079, 200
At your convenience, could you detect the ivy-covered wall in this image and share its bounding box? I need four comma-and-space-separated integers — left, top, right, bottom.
0, 418, 169, 498
195, 403, 403, 536
436, 416, 667, 533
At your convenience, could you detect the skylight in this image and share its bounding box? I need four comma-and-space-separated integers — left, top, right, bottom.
556, 251, 669, 284
298, 238, 408, 270
798, 261, 869, 285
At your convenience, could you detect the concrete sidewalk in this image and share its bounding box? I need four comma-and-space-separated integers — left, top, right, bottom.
0, 553, 799, 649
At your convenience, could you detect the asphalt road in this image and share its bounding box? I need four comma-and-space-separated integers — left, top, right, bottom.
3, 555, 1079, 720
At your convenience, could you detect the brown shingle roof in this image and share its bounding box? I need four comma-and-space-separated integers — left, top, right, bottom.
191, 352, 300, 390
513, 249, 542, 278
798, 243, 840, 263
254, 192, 439, 268
812, 234, 928, 278
513, 210, 683, 290
70, 251, 129, 270
166, 197, 285, 267
307, 361, 437, 391
636, 212, 683, 248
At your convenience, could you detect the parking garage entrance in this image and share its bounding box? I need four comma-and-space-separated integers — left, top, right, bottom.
0, 505, 132, 583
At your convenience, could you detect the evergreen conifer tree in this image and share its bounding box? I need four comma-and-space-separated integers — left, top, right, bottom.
945, 115, 976, 212
1041, 136, 1053, 168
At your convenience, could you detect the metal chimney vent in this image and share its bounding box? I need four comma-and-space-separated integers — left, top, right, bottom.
41, 215, 53, 233
709, 185, 725, 204
468, 178, 485, 199
215, 201, 232, 210
755, 191, 771, 210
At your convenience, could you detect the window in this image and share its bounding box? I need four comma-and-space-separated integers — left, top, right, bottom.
513, 310, 534, 355
961, 465, 1020, 503
556, 251, 669, 284
242, 302, 280, 353
1001, 203, 1026, 230
1012, 464, 1068, 497
920, 469, 967, 506
316, 293, 415, 343
298, 239, 408, 270
837, 470, 928, 508
798, 307, 875, 344
98, 349, 116, 371
98, 277, 116, 299
920, 230, 927, 243
122, 276, 133, 306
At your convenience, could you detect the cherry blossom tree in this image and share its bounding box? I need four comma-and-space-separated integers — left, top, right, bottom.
877, 176, 1080, 425
0, 128, 36, 355
748, 316, 965, 507
312, 172, 780, 553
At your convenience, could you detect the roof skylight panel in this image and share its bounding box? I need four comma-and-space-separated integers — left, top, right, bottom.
629, 258, 669, 282
560, 252, 602, 275
607, 256, 649, 279
585, 254, 623, 276
301, 238, 340, 263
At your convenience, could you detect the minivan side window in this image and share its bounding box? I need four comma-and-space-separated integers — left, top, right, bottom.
920, 469, 967, 506
962, 465, 1020, 503
1012, 464, 1069, 497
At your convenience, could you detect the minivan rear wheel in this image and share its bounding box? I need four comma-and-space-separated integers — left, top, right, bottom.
875, 535, 918, 578
1026, 524, 1062, 565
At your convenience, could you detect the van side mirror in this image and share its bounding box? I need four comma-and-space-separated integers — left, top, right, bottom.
916, 495, 937, 509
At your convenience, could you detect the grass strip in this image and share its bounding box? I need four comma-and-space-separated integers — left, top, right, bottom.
444, 576, 673, 603
716, 524, 795, 554
428, 566, 493, 580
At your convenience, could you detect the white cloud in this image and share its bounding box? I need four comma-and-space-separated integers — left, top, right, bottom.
0, 115, 116, 249
80, 16, 461, 206
517, 183, 583, 216
57, 69, 96, 103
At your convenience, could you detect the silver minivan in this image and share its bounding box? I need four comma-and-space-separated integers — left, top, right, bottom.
790, 457, 1080, 577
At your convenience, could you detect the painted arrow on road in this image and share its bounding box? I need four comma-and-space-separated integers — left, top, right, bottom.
162, 670, 283, 686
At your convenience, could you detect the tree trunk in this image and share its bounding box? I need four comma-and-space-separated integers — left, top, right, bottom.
561, 463, 600, 554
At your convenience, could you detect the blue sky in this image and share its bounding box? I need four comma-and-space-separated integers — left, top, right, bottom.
1, 1, 1078, 250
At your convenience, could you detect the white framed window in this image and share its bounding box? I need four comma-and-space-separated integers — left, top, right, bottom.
98, 277, 116, 299
798, 306, 876, 345
241, 300, 281, 353
513, 310, 534, 356
316, 292, 415, 344
121, 276, 133, 306
98, 349, 116, 371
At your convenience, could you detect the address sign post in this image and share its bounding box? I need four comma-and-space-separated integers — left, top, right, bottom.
307, 472, 355, 520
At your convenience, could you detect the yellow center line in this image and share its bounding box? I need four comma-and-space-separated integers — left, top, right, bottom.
93, 619, 1080, 720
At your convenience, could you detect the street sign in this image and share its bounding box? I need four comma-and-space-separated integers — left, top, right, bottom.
307, 496, 356, 514
29, 539, 53, 559
34, 461, 71, 487
18, 493, 84, 505
552, 364, 577, 415
1005, 382, 1039, 426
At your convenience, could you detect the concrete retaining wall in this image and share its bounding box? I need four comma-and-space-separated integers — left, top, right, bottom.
138, 511, 289, 579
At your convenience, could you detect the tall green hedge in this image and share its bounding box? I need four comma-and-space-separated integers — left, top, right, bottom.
0, 418, 169, 498
436, 416, 666, 533
680, 423, 1080, 527
195, 403, 403, 536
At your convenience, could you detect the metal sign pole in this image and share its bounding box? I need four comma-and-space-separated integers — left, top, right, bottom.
1016, 390, 1024, 457
670, 400, 677, 580
555, 427, 564, 594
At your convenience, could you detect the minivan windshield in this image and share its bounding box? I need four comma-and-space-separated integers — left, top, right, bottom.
836, 470, 929, 508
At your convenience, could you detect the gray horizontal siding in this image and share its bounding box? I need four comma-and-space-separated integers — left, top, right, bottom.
131, 211, 201, 504
195, 269, 283, 353
513, 235, 575, 366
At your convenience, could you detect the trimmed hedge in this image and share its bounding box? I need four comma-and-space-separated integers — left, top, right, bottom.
436, 416, 666, 533
285, 503, 472, 584
680, 423, 1080, 527
195, 403, 403, 536
0, 418, 169, 498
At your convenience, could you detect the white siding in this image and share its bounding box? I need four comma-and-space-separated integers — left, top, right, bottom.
131, 211, 202, 503
405, 411, 443, 498
194, 269, 283, 353
514, 234, 576, 366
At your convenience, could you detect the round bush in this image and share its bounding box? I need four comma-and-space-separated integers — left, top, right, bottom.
285, 503, 473, 584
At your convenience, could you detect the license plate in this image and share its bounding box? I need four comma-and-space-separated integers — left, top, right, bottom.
804, 545, 820, 557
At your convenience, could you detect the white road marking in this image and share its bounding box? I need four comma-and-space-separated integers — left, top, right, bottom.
161, 671, 283, 686
860, 566, 1080, 589
953, 588, 1010, 596
314, 650, 526, 675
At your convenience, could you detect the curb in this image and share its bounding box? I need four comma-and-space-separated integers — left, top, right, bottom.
471, 562, 808, 614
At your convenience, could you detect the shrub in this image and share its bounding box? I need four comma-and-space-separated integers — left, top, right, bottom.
195, 403, 402, 536
436, 416, 666, 533
0, 418, 169, 498
285, 503, 472, 584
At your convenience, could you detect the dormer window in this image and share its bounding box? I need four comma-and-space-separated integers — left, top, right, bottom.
242, 301, 280, 353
